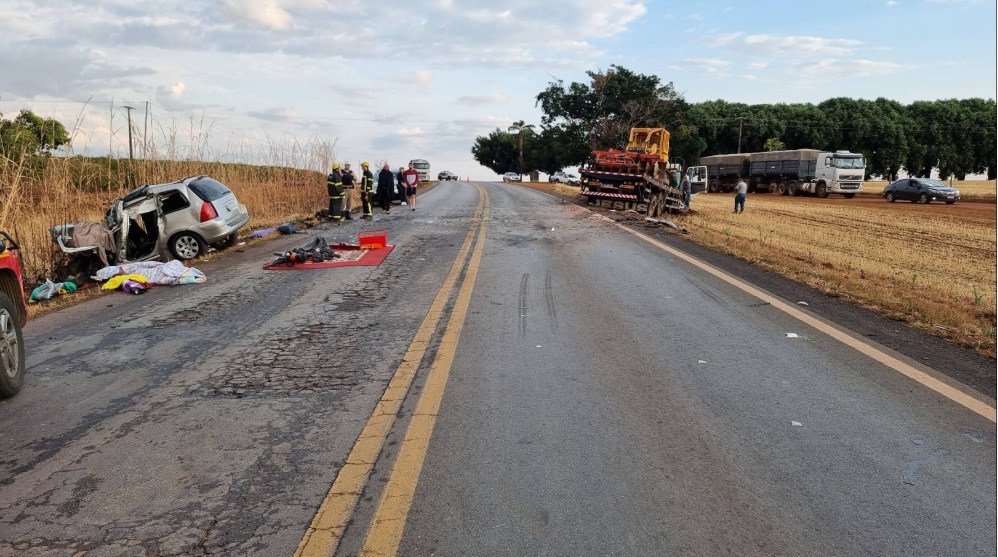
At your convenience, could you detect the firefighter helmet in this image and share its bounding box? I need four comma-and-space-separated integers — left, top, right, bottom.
361, 161, 370, 168
332, 162, 340, 170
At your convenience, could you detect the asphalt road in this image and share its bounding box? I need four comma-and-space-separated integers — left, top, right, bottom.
1, 181, 995, 556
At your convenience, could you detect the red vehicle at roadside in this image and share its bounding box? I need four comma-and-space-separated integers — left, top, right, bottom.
0, 231, 27, 397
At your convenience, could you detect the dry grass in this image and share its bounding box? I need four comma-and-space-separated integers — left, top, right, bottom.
864, 179, 996, 201
675, 193, 997, 356
2, 147, 337, 283
513, 180, 996, 355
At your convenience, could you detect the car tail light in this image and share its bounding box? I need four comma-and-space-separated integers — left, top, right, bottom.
200, 202, 218, 222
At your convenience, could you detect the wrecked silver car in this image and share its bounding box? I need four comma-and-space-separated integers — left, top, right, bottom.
51, 176, 250, 268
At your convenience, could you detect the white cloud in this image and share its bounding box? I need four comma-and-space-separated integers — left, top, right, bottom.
707, 33, 863, 55
169, 81, 186, 97
785, 58, 910, 79
749, 61, 769, 69
414, 70, 433, 86
397, 127, 424, 136
670, 58, 731, 73
457, 93, 508, 105
887, 0, 898, 6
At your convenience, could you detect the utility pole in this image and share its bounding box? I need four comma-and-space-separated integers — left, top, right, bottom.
143, 101, 149, 159
736, 116, 746, 154
123, 105, 134, 159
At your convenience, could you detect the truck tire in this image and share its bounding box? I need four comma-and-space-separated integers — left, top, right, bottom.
708, 180, 719, 193
787, 181, 798, 196
647, 194, 660, 218
778, 182, 788, 196
0, 291, 25, 398
817, 183, 828, 198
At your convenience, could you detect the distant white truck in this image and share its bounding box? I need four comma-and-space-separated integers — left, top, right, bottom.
701, 149, 866, 198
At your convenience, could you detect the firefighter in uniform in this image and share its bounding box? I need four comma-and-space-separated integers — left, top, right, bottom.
327, 163, 344, 222
341, 163, 356, 220
360, 161, 375, 219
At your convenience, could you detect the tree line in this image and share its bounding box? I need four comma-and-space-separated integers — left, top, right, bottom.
472, 66, 997, 180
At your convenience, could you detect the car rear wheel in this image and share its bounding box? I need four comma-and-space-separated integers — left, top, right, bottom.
945, 200, 956, 205
170, 232, 207, 260
919, 193, 930, 204
0, 291, 25, 398
886, 192, 896, 202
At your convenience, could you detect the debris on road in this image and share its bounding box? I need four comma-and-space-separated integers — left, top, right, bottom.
798, 301, 809, 306
786, 333, 800, 338
249, 227, 278, 239
791, 421, 803, 427
29, 280, 77, 302
698, 360, 707, 364
264, 230, 394, 270
95, 260, 207, 286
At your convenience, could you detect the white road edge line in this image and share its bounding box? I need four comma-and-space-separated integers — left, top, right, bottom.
508, 183, 997, 423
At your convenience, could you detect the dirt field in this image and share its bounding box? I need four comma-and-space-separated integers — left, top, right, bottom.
516, 181, 997, 356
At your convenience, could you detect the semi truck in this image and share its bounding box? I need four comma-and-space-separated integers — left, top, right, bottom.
579, 128, 706, 217
701, 149, 865, 198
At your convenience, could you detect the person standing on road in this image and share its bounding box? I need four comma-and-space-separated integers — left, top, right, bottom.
734, 176, 747, 214
327, 163, 344, 222
360, 162, 375, 219
396, 166, 406, 205
681, 175, 692, 209
403, 162, 420, 211
340, 163, 356, 220
377, 163, 395, 214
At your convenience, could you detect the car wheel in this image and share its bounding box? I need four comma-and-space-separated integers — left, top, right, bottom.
0, 291, 25, 398
945, 200, 956, 205
170, 232, 207, 260
919, 193, 930, 204
886, 192, 895, 202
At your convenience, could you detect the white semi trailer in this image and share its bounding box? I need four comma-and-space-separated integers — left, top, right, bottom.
702, 149, 865, 198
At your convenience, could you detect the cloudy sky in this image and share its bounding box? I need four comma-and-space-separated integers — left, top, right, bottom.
1, 0, 994, 179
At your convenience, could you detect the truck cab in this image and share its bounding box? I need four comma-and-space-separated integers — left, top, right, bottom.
817, 151, 865, 197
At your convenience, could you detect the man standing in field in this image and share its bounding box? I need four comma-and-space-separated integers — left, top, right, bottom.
734, 176, 747, 214
340, 163, 357, 220
377, 163, 395, 214
681, 175, 692, 209
403, 162, 420, 211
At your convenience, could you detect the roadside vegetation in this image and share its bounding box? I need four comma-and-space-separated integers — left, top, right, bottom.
1, 109, 333, 282
534, 180, 997, 357
473, 66, 997, 182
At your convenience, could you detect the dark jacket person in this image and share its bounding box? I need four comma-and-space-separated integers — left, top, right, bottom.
378, 163, 395, 213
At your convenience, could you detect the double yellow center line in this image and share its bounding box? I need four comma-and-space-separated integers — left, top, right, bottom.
295, 182, 490, 557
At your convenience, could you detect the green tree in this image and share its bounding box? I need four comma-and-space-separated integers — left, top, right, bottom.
508, 120, 536, 176
471, 128, 518, 175
534, 65, 691, 167
0, 109, 70, 156
763, 137, 786, 151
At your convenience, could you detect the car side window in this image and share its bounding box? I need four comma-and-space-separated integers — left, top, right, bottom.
159, 190, 190, 215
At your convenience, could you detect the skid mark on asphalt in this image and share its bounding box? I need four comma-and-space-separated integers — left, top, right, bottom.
544, 268, 558, 333
519, 273, 529, 336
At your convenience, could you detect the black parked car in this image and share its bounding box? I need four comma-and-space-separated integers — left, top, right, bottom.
883, 178, 960, 204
